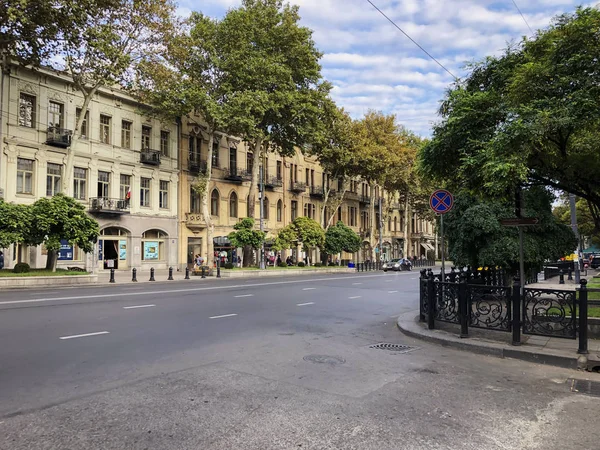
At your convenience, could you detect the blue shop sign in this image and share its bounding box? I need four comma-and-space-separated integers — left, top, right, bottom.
57, 239, 74, 261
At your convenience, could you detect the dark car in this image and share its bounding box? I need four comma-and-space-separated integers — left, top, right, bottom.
591, 256, 600, 269
382, 258, 412, 272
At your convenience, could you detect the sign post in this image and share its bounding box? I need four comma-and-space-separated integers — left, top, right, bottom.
429, 189, 454, 282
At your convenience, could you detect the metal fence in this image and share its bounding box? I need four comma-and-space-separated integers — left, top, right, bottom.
419, 268, 591, 353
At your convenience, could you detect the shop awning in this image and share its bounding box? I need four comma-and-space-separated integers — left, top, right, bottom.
421, 243, 434, 252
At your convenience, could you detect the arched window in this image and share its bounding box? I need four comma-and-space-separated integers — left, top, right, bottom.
141, 229, 167, 261
277, 199, 282, 222
210, 189, 219, 216
229, 192, 238, 218
190, 187, 201, 213
263, 196, 269, 220
394, 216, 398, 232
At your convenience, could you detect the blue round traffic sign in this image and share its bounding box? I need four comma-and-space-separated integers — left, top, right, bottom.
429, 189, 454, 214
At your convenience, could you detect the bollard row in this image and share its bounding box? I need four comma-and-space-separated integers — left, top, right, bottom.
109, 266, 184, 283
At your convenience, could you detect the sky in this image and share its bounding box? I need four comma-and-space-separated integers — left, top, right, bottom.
176, 0, 594, 136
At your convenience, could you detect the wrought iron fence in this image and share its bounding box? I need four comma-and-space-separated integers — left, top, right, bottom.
468, 285, 512, 332
434, 282, 460, 324
522, 288, 576, 339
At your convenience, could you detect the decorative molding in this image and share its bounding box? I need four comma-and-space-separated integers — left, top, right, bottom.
18, 82, 38, 95
47, 90, 67, 103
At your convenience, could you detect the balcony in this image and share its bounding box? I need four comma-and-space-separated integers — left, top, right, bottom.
140, 149, 161, 166
224, 167, 252, 183
265, 176, 283, 189
345, 191, 359, 201
189, 158, 208, 175
310, 185, 324, 198
45, 127, 72, 148
89, 197, 130, 215
290, 181, 307, 193
360, 195, 371, 205
185, 212, 207, 230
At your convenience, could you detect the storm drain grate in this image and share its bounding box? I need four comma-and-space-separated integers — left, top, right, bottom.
369, 343, 417, 353
568, 378, 600, 397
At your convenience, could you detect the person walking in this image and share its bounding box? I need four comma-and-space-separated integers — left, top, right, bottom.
0, 251, 4, 270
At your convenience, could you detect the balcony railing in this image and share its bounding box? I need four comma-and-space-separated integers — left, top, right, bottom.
224, 167, 252, 182
189, 157, 208, 174
290, 181, 307, 193
360, 195, 371, 205
185, 212, 207, 230
89, 197, 130, 215
140, 149, 161, 165
45, 127, 72, 148
265, 176, 283, 189
310, 185, 324, 198
345, 191, 359, 200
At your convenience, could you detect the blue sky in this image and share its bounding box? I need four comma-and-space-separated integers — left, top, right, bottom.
177, 0, 593, 136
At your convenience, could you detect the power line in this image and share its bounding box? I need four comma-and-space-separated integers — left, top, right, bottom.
365, 0, 458, 81
511, 0, 533, 34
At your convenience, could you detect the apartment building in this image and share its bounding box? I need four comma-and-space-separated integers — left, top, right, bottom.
0, 65, 179, 271
177, 116, 438, 269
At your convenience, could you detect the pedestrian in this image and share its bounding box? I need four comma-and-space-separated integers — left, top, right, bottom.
0, 251, 4, 270
276, 254, 282, 266
237, 255, 242, 268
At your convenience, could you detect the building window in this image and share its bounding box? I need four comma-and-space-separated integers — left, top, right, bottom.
142, 125, 151, 149
121, 121, 132, 149
76, 108, 89, 138
229, 148, 237, 173
46, 163, 62, 196
141, 229, 166, 261
265, 157, 269, 179
98, 171, 110, 198
394, 216, 398, 232
160, 130, 170, 156
263, 197, 269, 220
339, 207, 343, 222
291, 200, 298, 221
74, 167, 87, 200
47, 101, 64, 130
19, 93, 36, 128
16, 158, 34, 194
212, 141, 219, 168
120, 174, 131, 201
277, 199, 282, 222
276, 160, 282, 180
229, 192, 238, 218
140, 177, 151, 207
247, 152, 253, 173
159, 180, 169, 209
305, 168, 310, 186
190, 187, 201, 213
210, 189, 219, 216
100, 115, 111, 144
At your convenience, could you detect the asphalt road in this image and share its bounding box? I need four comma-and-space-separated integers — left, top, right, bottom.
0, 271, 599, 450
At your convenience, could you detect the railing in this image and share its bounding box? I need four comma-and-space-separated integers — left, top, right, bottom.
413, 259, 435, 268
140, 149, 161, 165
185, 212, 207, 230
45, 127, 72, 148
89, 197, 129, 214
310, 185, 324, 197
360, 195, 370, 205
290, 181, 307, 193
224, 167, 252, 181
345, 191, 359, 200
265, 176, 283, 188
189, 158, 207, 174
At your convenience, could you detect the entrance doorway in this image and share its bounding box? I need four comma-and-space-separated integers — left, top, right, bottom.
187, 237, 202, 269
99, 227, 129, 270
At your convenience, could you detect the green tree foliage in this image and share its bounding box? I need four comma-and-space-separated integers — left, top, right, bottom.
0, 200, 31, 248
29, 194, 99, 271
273, 217, 324, 252
228, 218, 265, 251
553, 197, 599, 246
324, 221, 361, 256
443, 188, 575, 272
420, 7, 600, 231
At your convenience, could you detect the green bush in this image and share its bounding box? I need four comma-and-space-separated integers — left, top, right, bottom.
13, 263, 30, 273
328, 262, 337, 266
314, 262, 322, 267
277, 262, 287, 268
223, 262, 235, 269
297, 261, 306, 267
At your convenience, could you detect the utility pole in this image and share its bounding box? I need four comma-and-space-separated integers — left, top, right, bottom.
259, 165, 265, 270
569, 193, 581, 283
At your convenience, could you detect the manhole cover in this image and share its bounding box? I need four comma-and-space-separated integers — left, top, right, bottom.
369, 343, 417, 353
303, 355, 346, 365
568, 378, 600, 397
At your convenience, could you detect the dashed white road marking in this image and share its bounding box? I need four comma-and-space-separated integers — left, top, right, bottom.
411, 277, 417, 280
60, 331, 110, 340
209, 314, 238, 319
297, 302, 315, 306
352, 282, 363, 285
302, 288, 316, 291
234, 294, 254, 298
348, 296, 362, 299
123, 304, 155, 309
388, 290, 399, 294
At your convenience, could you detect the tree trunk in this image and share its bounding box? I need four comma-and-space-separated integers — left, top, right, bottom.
63, 85, 98, 196
45, 249, 58, 272
203, 132, 215, 268
403, 195, 410, 258
368, 183, 376, 260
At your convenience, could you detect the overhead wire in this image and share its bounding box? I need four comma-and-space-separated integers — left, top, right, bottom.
365, 0, 458, 81
511, 0, 534, 34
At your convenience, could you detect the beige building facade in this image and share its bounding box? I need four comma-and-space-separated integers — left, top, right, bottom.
0, 66, 179, 271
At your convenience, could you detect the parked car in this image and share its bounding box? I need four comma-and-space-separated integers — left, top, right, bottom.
591, 256, 600, 269
383, 258, 412, 272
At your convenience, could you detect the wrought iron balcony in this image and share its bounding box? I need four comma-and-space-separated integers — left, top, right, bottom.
45, 127, 72, 148
345, 191, 359, 200
310, 185, 324, 198
265, 176, 283, 189
185, 212, 207, 230
360, 195, 371, 205
224, 167, 252, 182
140, 149, 161, 165
189, 157, 208, 174
89, 197, 130, 215
290, 181, 307, 193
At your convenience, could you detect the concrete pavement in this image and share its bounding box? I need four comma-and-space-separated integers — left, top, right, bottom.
1, 271, 600, 449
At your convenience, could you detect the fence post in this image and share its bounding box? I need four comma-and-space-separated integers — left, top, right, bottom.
459, 272, 469, 338
356, 263, 359, 272
168, 267, 174, 281
427, 272, 435, 330
149, 267, 155, 282
578, 279, 589, 355
512, 275, 521, 346
132, 268, 137, 282
568, 269, 573, 281
201, 266, 206, 279
109, 268, 115, 283
184, 267, 190, 280
449, 267, 457, 283
217, 259, 221, 278
419, 269, 427, 322
559, 270, 565, 284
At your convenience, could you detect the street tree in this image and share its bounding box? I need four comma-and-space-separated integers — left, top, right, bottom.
29, 194, 99, 271
420, 7, 600, 231
324, 221, 361, 261
273, 217, 324, 264
0, 200, 31, 249
228, 218, 265, 262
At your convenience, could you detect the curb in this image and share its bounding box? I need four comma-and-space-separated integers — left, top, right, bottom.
396, 310, 581, 370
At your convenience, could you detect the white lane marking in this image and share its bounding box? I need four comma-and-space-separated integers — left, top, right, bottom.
385, 280, 393, 282
411, 277, 417, 280
348, 296, 362, 299
123, 304, 155, 309
234, 294, 254, 298
60, 331, 110, 340
297, 302, 315, 306
352, 282, 362, 285
209, 314, 238, 319
388, 290, 399, 294
0, 273, 396, 306
302, 288, 316, 291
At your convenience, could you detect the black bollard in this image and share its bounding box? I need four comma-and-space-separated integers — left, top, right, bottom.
356, 263, 359, 272
109, 268, 115, 283
168, 266, 174, 280
132, 268, 137, 282
217, 260, 221, 278
185, 267, 190, 280
149, 267, 155, 282
201, 266, 206, 279
568, 269, 573, 281
559, 269, 565, 285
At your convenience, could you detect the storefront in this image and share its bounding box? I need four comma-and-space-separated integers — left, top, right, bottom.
214, 236, 236, 266
98, 227, 129, 270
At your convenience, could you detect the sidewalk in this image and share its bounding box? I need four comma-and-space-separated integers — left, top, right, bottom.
397, 311, 600, 371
